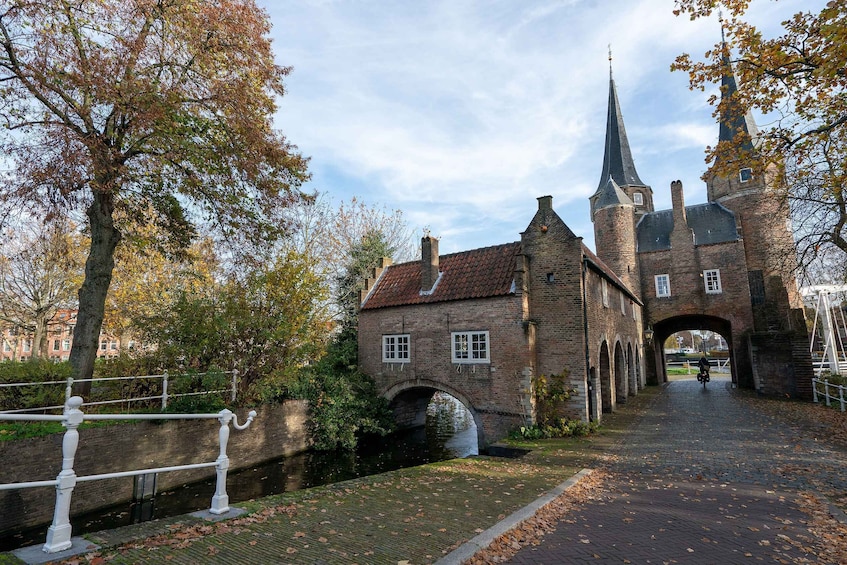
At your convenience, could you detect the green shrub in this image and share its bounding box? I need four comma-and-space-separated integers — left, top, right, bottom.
509, 417, 597, 441
0, 360, 72, 412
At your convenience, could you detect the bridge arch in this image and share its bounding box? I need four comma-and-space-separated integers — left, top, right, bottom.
650, 314, 736, 385
382, 378, 486, 448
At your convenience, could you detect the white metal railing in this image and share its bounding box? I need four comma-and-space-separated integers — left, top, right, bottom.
812, 377, 846, 412
0, 396, 257, 554
0, 369, 239, 414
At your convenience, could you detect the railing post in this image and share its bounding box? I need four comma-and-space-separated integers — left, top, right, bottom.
231, 370, 238, 404
65, 377, 73, 406
825, 380, 832, 407
43, 396, 84, 553
813, 378, 819, 403
161, 371, 169, 410
840, 384, 845, 412
209, 408, 256, 515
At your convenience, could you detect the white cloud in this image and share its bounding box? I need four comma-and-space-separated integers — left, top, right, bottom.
264, 0, 826, 253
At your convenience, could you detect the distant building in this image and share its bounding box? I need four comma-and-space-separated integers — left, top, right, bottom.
1, 309, 129, 362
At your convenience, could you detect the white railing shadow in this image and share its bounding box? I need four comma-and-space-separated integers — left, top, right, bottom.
0, 396, 256, 554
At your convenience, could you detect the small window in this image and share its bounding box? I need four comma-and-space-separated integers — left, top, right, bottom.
110, 341, 118, 350
382, 334, 410, 363
704, 269, 722, 294
452, 331, 490, 364
2, 342, 10, 352
100, 340, 107, 350
655, 274, 670, 298
633, 192, 644, 205
739, 168, 753, 182
23, 339, 31, 352
620, 293, 626, 315
62, 339, 70, 351
546, 273, 555, 283
53, 339, 60, 351
602, 279, 609, 308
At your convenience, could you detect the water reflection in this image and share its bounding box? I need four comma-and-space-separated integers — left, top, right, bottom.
1, 392, 478, 552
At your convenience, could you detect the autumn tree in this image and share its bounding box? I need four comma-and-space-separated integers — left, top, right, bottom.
104, 228, 217, 346
285, 194, 417, 322
0, 221, 86, 358
136, 249, 329, 393
0, 1, 309, 391
672, 1, 847, 278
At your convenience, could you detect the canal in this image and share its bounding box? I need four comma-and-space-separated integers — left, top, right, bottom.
0, 393, 479, 552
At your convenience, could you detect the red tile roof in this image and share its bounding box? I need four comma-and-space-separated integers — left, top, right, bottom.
361, 242, 521, 310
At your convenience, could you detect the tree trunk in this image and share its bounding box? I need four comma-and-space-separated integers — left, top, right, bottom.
70, 191, 121, 397
32, 316, 46, 360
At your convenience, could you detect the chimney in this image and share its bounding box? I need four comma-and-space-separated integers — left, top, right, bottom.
670, 180, 687, 224
421, 235, 440, 293
537, 195, 553, 211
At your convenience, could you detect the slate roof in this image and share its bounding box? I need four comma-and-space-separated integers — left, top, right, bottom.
636, 203, 740, 252
592, 176, 633, 215
593, 74, 646, 195
360, 242, 521, 310
719, 51, 759, 154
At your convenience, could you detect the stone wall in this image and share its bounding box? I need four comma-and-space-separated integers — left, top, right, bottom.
0, 400, 310, 535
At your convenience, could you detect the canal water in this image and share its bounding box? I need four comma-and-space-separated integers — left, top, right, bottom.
0, 393, 478, 552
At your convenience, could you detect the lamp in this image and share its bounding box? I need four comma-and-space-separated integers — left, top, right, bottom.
644, 324, 654, 343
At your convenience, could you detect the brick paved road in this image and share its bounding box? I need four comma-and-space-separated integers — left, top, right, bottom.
506, 377, 847, 564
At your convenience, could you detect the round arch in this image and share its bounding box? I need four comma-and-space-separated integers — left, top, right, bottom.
599, 341, 612, 413
650, 315, 735, 385
382, 378, 486, 447
614, 340, 626, 404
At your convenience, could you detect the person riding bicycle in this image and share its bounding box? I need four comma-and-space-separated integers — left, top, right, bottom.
698, 355, 711, 377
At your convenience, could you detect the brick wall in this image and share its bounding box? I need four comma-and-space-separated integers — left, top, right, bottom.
358, 294, 531, 446
0, 400, 310, 534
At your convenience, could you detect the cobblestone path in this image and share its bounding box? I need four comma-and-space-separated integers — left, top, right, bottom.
506, 377, 847, 564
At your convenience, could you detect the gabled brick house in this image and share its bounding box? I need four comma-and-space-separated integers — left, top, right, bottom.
358, 196, 644, 445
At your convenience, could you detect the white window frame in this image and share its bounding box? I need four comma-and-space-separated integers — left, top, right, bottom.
704, 269, 722, 294
655, 274, 671, 298
382, 334, 410, 363
633, 192, 644, 205
739, 168, 753, 183
452, 331, 490, 364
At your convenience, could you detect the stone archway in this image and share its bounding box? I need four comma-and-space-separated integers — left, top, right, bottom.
650, 315, 736, 386
614, 341, 626, 404
599, 341, 612, 413
383, 378, 487, 447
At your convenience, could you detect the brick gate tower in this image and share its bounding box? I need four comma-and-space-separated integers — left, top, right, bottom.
591, 51, 812, 398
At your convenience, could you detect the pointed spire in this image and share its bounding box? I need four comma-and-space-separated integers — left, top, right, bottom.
717, 16, 758, 154
596, 54, 645, 194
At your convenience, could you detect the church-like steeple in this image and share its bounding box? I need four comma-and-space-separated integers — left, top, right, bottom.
595, 54, 645, 193
717, 28, 759, 156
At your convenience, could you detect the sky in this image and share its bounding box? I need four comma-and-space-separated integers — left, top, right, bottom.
258, 0, 824, 257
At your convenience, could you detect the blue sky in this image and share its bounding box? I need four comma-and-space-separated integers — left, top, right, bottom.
258, 0, 823, 256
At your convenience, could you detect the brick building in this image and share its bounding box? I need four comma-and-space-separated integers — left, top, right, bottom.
358, 199, 645, 445
358, 56, 811, 446
1, 309, 129, 363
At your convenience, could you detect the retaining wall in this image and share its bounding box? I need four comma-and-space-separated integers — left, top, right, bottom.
0, 400, 310, 535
